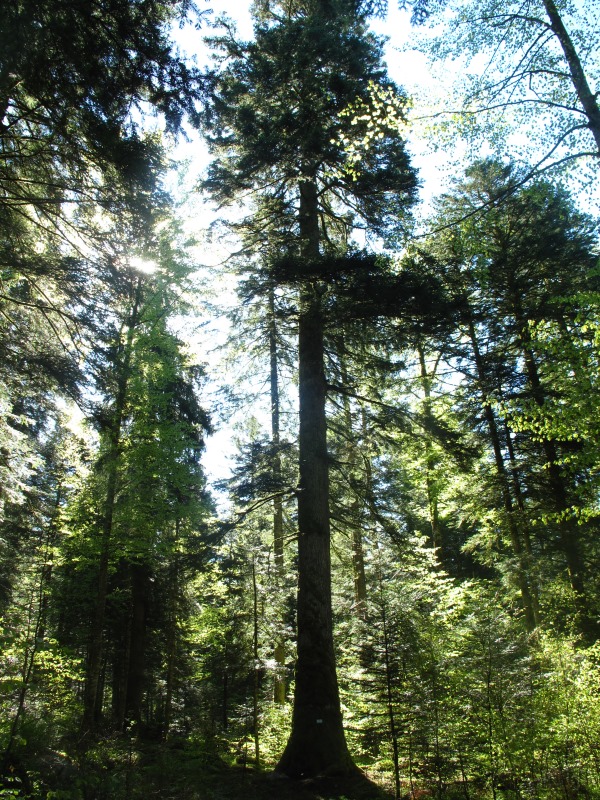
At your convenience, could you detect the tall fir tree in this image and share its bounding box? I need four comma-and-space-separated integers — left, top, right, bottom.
202, 0, 417, 776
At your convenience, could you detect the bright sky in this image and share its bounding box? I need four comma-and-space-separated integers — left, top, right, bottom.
167, 1, 599, 496
170, 1, 454, 493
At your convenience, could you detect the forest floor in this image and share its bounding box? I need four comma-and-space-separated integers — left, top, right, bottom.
122, 745, 395, 800
192, 767, 394, 800
12, 739, 396, 800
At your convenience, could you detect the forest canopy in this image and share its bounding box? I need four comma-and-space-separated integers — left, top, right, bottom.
0, 1, 599, 799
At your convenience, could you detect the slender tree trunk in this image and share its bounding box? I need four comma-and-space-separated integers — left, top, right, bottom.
466, 317, 539, 630
269, 289, 287, 704
125, 562, 147, 726
222, 659, 229, 731
81, 276, 142, 738
351, 527, 368, 616
340, 358, 368, 617
514, 311, 595, 639
269, 289, 284, 574
503, 421, 535, 556
163, 519, 180, 739
4, 490, 59, 758
110, 562, 130, 731
542, 0, 600, 154
252, 557, 261, 769
81, 473, 118, 734
417, 344, 441, 552
383, 605, 401, 800
277, 179, 355, 778
375, 556, 400, 800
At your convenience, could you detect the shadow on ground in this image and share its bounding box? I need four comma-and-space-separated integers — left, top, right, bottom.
8, 739, 394, 800
207, 768, 393, 800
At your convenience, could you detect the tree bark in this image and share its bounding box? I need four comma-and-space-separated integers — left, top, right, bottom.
163, 519, 180, 738
125, 562, 147, 726
110, 562, 130, 730
417, 344, 441, 553
466, 315, 539, 631
252, 557, 261, 769
542, 0, 600, 155
276, 179, 355, 778
269, 288, 287, 704
269, 288, 285, 575
338, 356, 368, 616
81, 276, 142, 738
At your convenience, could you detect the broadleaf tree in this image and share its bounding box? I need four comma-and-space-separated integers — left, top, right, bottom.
408, 0, 600, 179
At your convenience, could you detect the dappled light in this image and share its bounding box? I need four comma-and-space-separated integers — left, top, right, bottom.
1, 1, 599, 799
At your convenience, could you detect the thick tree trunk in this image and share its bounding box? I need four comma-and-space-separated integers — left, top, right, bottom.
277, 299, 353, 777
111, 636, 129, 730
276, 179, 355, 778
110, 562, 130, 731
81, 444, 120, 736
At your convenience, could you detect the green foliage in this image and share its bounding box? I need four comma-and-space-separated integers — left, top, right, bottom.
202, 7, 417, 245
1, 1, 600, 796
406, 0, 600, 182
338, 534, 600, 798
417, 160, 600, 637
498, 295, 600, 526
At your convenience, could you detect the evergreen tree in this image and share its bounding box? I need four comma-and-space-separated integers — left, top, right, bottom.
202, 0, 417, 776
0, 0, 206, 477
45, 215, 214, 738
424, 160, 599, 640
